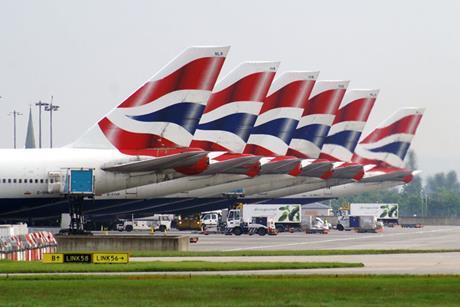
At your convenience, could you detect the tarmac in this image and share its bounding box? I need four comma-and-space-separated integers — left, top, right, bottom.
187, 225, 460, 251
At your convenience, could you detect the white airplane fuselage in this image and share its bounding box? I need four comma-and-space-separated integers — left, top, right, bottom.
0, 148, 174, 199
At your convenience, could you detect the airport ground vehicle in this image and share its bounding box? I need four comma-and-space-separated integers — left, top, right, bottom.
350, 203, 399, 225
229, 204, 302, 232
200, 211, 222, 229
116, 215, 172, 232
336, 215, 382, 232
303, 216, 330, 234
176, 215, 202, 231
224, 207, 277, 236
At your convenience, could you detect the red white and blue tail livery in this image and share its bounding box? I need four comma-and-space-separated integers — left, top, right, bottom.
320, 89, 379, 162
72, 46, 229, 150
287, 81, 349, 159
352, 107, 425, 168
243, 71, 319, 156
318, 89, 379, 180
190, 62, 279, 153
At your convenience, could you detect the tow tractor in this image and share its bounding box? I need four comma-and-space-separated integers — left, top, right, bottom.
116, 214, 172, 232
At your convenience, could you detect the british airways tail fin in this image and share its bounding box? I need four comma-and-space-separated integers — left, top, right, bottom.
352, 107, 425, 168
287, 80, 349, 158
243, 71, 319, 156
71, 46, 229, 150
319, 89, 379, 162
190, 61, 279, 153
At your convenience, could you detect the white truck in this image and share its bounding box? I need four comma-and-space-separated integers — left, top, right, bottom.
237, 204, 302, 232
350, 203, 399, 225
200, 211, 222, 230
337, 215, 381, 231
303, 216, 331, 234
224, 206, 277, 236
116, 214, 173, 232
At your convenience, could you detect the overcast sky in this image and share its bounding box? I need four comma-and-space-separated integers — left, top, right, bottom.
0, 0, 458, 177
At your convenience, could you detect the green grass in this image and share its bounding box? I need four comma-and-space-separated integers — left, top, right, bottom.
0, 260, 362, 273
0, 275, 460, 306
129, 248, 460, 257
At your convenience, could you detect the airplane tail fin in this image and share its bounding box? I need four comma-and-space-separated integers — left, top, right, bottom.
71, 46, 229, 150
287, 80, 349, 158
352, 107, 425, 168
243, 71, 319, 156
190, 61, 279, 153
319, 89, 379, 162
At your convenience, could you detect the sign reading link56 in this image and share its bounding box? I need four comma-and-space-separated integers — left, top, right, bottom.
43, 253, 129, 264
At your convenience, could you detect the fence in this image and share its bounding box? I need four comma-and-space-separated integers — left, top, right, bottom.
0, 231, 58, 261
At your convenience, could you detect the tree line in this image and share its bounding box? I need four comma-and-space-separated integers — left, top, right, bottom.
331, 151, 460, 217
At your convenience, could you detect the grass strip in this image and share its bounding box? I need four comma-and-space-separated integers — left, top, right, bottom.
0, 275, 459, 306
0, 260, 362, 273
129, 248, 460, 257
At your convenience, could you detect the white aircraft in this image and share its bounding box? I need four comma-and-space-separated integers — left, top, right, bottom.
0, 46, 229, 220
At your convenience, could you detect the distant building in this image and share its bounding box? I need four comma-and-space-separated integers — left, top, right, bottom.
302, 202, 332, 216
25, 107, 36, 149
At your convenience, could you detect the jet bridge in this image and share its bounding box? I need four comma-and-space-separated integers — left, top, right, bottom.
49, 169, 95, 234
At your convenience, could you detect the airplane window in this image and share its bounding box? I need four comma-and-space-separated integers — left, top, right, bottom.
40, 179, 44, 184
29, 179, 33, 183
50, 179, 54, 184
19, 179, 22, 183
2, 179, 5, 183
8, 179, 11, 183
35, 179, 38, 183
13, 179, 17, 183
45, 179, 48, 183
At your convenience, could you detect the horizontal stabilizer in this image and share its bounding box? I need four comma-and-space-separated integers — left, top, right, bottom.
300, 161, 333, 177
361, 169, 412, 183
259, 158, 301, 175
330, 164, 364, 180
101, 151, 208, 173
203, 156, 261, 175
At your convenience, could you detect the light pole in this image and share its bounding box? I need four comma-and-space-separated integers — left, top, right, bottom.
35, 100, 49, 148
8, 110, 23, 148
44, 96, 59, 148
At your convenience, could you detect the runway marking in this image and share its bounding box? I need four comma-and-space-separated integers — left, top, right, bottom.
224, 227, 460, 251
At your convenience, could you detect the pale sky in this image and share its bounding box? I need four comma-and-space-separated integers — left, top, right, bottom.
0, 0, 459, 177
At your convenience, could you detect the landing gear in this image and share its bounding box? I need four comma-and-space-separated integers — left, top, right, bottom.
60, 196, 92, 235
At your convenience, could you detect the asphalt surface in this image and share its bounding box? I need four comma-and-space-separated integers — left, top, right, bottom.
186, 226, 460, 251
